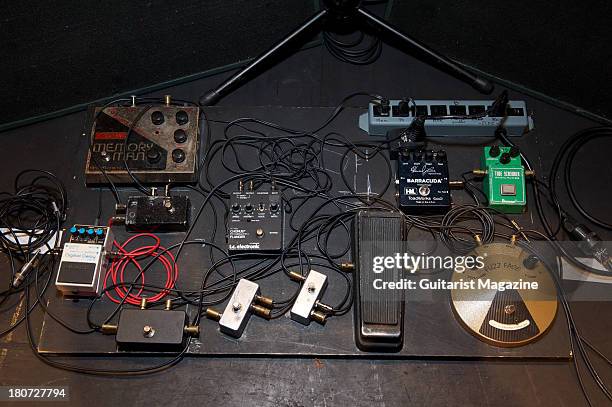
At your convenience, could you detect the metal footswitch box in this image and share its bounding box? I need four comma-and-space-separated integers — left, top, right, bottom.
206, 279, 273, 338
121, 195, 190, 232
115, 308, 191, 351
290, 270, 331, 326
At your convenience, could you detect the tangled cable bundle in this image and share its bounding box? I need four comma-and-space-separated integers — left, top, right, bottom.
323, 31, 382, 65
0, 170, 66, 258
440, 204, 496, 254
104, 233, 178, 305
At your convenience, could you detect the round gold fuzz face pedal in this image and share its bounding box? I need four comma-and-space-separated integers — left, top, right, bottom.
450, 243, 558, 347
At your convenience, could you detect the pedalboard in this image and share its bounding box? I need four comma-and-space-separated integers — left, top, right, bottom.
55, 225, 113, 297
353, 210, 405, 352
359, 99, 533, 137
397, 149, 451, 214
116, 195, 190, 232
480, 145, 527, 213
206, 279, 273, 338
84, 104, 200, 185
227, 188, 284, 253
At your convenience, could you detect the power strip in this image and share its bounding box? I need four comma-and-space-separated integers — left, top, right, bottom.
359, 99, 533, 137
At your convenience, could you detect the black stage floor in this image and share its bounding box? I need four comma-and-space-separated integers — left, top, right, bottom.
0, 42, 611, 406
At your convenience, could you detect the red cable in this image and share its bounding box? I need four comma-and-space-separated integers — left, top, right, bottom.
104, 233, 178, 305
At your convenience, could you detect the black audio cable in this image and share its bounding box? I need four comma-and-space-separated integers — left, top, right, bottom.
496, 127, 612, 277
493, 126, 612, 405
323, 30, 383, 65
551, 126, 612, 231
517, 240, 612, 406
0, 170, 66, 337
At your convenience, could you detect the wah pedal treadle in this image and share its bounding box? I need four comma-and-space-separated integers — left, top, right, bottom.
353, 210, 405, 352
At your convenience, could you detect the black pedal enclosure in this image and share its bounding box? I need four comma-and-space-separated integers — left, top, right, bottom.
227, 190, 283, 253
353, 210, 405, 352
397, 149, 450, 214
116, 308, 189, 351
125, 195, 190, 232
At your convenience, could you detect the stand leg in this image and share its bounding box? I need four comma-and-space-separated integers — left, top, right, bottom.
356, 7, 494, 94
200, 9, 328, 106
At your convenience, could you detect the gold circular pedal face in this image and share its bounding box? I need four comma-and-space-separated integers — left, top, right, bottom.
450, 243, 558, 347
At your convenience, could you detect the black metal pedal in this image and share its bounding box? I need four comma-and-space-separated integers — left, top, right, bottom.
397, 149, 451, 214
353, 210, 405, 352
118, 195, 190, 232
115, 307, 197, 351
227, 188, 284, 253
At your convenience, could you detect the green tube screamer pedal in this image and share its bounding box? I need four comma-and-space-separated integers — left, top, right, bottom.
479, 145, 527, 214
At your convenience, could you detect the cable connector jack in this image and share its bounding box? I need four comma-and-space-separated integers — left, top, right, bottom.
12, 249, 42, 288
563, 215, 612, 272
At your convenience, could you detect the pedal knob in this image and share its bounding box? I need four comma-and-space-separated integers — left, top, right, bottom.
171, 149, 186, 163
151, 111, 165, 125
147, 148, 162, 163
489, 145, 501, 157
175, 110, 189, 125
174, 129, 187, 143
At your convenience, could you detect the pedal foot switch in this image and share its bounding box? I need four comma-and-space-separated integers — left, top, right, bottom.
353, 210, 405, 352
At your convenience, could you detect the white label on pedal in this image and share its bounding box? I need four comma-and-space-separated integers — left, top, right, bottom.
60, 243, 102, 264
